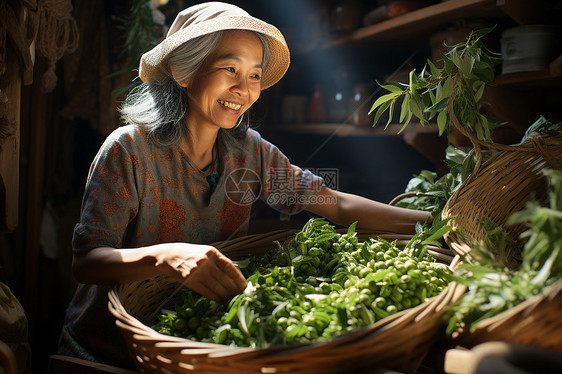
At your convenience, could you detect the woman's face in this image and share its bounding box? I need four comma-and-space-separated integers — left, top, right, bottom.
183, 30, 264, 130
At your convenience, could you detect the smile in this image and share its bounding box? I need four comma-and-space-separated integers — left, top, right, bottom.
218, 100, 242, 110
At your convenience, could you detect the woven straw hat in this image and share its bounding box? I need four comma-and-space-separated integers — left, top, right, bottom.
139, 2, 290, 90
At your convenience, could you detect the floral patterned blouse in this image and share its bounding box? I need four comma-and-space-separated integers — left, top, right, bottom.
59, 125, 324, 368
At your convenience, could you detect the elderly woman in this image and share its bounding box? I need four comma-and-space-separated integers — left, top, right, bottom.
58, 1, 431, 369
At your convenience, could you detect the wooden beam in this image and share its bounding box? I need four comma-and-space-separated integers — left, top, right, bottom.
22, 54, 49, 354
0, 9, 22, 233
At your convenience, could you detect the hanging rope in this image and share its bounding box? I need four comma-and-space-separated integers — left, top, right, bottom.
36, 0, 79, 93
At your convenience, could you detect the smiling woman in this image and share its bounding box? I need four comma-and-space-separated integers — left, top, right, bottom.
57, 1, 431, 370
181, 30, 264, 135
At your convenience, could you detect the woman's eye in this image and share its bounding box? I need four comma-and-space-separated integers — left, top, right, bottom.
225, 67, 235, 73
251, 73, 261, 79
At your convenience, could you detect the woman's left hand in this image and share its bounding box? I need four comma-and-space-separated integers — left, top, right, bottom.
155, 242, 248, 301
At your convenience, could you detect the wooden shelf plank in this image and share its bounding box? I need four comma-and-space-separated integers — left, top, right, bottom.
495, 54, 562, 88
325, 0, 507, 47
265, 122, 438, 138
496, 70, 562, 87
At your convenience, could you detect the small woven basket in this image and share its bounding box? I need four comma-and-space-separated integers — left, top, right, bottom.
441, 79, 562, 267
108, 229, 462, 374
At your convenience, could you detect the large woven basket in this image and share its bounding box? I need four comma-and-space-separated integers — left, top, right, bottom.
108, 229, 462, 374
439, 79, 562, 351
441, 80, 562, 267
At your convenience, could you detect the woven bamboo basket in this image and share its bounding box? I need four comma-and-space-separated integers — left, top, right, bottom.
108, 229, 462, 374
440, 79, 562, 267
451, 279, 562, 353
437, 78, 562, 352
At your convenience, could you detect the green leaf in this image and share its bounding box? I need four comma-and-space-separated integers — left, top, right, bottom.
379, 84, 403, 94
397, 112, 413, 134
400, 93, 411, 122
441, 51, 455, 74
427, 88, 437, 106
385, 99, 396, 128
479, 114, 491, 140
347, 221, 358, 236
372, 99, 392, 126
370, 92, 400, 113
419, 170, 436, 183
445, 146, 468, 166
437, 110, 448, 136
473, 62, 496, 85
315, 232, 339, 243
223, 294, 243, 324
409, 69, 419, 89
473, 81, 486, 102
461, 151, 476, 182
473, 25, 496, 40
409, 99, 424, 121
422, 224, 453, 243
442, 77, 454, 97
427, 59, 442, 77
531, 247, 560, 285
425, 97, 449, 114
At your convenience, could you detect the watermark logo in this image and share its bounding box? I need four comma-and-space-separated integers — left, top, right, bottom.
225, 168, 262, 205
225, 167, 339, 206
265, 191, 337, 207
314, 168, 339, 190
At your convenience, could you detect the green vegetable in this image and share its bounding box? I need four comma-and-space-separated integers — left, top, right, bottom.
152, 218, 453, 348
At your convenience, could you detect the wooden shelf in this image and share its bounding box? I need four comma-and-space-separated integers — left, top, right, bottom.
496, 70, 562, 88
264, 122, 438, 138
324, 0, 511, 47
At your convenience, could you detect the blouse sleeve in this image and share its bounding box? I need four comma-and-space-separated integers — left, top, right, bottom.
72, 134, 139, 253
256, 134, 324, 214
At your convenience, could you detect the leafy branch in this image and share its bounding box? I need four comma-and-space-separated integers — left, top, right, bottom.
369, 26, 503, 142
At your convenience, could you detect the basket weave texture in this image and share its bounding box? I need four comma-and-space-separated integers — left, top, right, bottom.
108, 229, 462, 374
452, 280, 562, 352
441, 80, 562, 266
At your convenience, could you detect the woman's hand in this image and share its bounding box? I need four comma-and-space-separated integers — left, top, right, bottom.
155, 243, 248, 301
306, 186, 432, 235
72, 243, 247, 302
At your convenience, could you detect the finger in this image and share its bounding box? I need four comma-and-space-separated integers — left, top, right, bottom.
211, 251, 248, 290
177, 263, 224, 301
188, 280, 222, 301
182, 259, 239, 301
206, 260, 244, 300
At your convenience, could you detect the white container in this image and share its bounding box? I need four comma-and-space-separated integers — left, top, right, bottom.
501, 25, 560, 74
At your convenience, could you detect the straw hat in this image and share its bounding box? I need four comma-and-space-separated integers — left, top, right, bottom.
139, 2, 290, 90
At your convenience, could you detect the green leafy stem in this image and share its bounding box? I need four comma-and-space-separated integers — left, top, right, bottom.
369, 26, 502, 143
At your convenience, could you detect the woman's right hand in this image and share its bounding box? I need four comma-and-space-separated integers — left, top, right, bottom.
155, 243, 248, 301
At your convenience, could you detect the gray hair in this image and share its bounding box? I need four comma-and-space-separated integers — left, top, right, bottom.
119, 31, 271, 148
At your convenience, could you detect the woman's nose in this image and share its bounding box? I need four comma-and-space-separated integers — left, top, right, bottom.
230, 77, 250, 96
